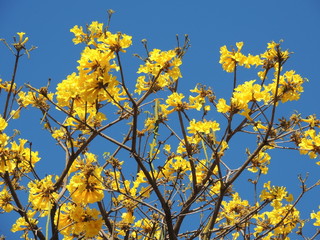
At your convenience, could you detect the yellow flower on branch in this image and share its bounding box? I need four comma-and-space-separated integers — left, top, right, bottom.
301, 115, 320, 128
216, 98, 231, 113
136, 49, 182, 94
165, 92, 186, 112
5, 138, 41, 174
70, 25, 87, 44
13, 32, 29, 50
261, 41, 290, 64
299, 129, 320, 160
219, 42, 262, 72
247, 148, 271, 174
64, 107, 107, 133
311, 207, 320, 226
0, 117, 8, 132
187, 119, 220, 135
67, 167, 104, 204
11, 210, 38, 233
99, 31, 132, 52
134, 218, 160, 236
0, 188, 13, 212
28, 175, 58, 211
55, 203, 103, 238
219, 192, 251, 226
17, 90, 53, 110
121, 211, 135, 224
71, 21, 132, 52
187, 85, 214, 111
260, 181, 293, 203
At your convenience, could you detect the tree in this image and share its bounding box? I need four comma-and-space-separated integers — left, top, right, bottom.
0, 11, 320, 240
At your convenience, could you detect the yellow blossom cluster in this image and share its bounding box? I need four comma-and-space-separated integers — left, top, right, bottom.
189, 159, 218, 184
254, 204, 300, 239
219, 192, 252, 227
0, 117, 8, 132
158, 155, 191, 182
0, 79, 17, 93
254, 182, 300, 238
11, 210, 38, 234
219, 42, 262, 72
54, 203, 103, 238
265, 70, 304, 103
188, 84, 214, 111
187, 119, 220, 135
55, 21, 133, 133
247, 147, 271, 174
0, 188, 13, 213
28, 175, 58, 211
68, 153, 104, 204
2, 26, 319, 240
258, 41, 290, 79
0, 138, 40, 174
135, 49, 182, 94
70, 21, 132, 51
216, 79, 270, 119
18, 90, 54, 109
133, 218, 161, 239
216, 70, 304, 120
299, 128, 320, 161
260, 181, 294, 203
311, 207, 320, 226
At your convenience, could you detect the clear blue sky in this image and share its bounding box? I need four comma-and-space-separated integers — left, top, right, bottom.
1, 0, 320, 238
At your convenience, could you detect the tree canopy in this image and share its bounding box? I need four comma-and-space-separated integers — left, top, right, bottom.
1, 12, 320, 240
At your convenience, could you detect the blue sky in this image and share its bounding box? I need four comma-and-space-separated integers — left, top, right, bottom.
1, 0, 320, 238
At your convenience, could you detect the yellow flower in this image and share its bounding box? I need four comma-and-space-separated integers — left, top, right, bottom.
232, 232, 240, 240
135, 76, 149, 94
163, 144, 171, 152
14, 32, 29, 50
10, 109, 20, 119
219, 192, 250, 226
165, 92, 186, 110
301, 115, 319, 128
0, 188, 13, 212
299, 129, 320, 159
260, 181, 293, 203
140, 186, 152, 198
67, 167, 104, 204
99, 31, 132, 52
11, 210, 38, 233
0, 79, 17, 93
28, 175, 58, 211
70, 25, 86, 44
230, 80, 271, 114
187, 119, 220, 135
247, 148, 271, 174
136, 48, 182, 94
311, 207, 320, 226
134, 218, 159, 235
144, 117, 156, 132
52, 128, 66, 139
216, 98, 230, 113
260, 41, 290, 65
55, 203, 103, 238
0, 117, 8, 131
4, 138, 41, 174
135, 170, 148, 185
88, 21, 104, 39
254, 204, 300, 237
219, 42, 261, 72
204, 105, 211, 111
121, 211, 135, 224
